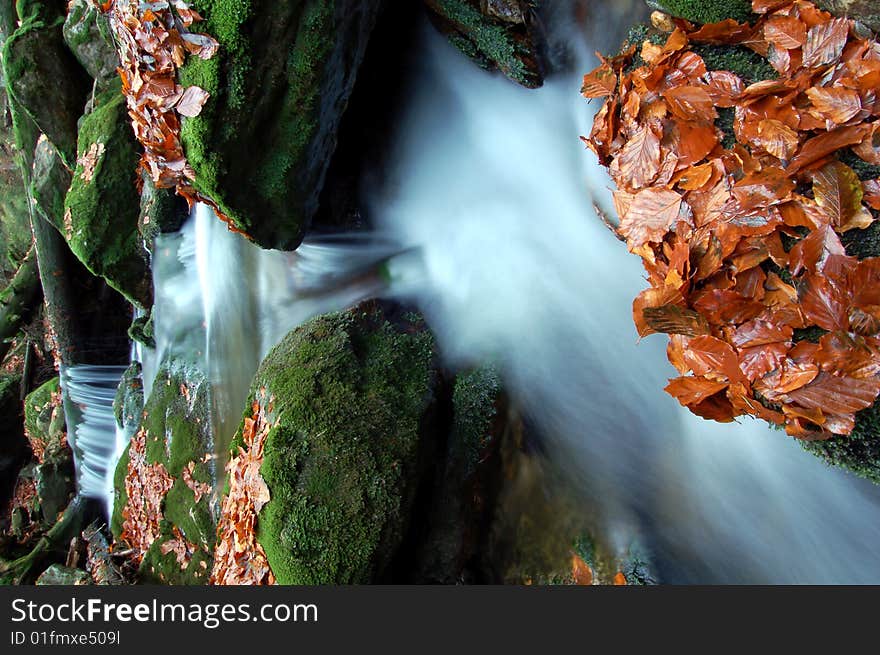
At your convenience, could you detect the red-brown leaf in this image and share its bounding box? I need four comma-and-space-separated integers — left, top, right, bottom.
802, 17, 850, 68
618, 187, 685, 250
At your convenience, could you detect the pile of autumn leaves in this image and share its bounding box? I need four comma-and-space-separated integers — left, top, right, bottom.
107, 0, 216, 197
583, 0, 880, 439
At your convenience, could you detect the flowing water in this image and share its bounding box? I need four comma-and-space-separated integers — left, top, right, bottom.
60, 364, 128, 507
91, 14, 880, 583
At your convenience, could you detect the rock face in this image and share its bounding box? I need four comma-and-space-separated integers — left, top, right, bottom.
424, 0, 544, 88
415, 365, 507, 583
23, 377, 75, 526
63, 81, 152, 308
63, 0, 119, 87
1, 1, 90, 168
179, 0, 384, 250
231, 302, 441, 584
111, 360, 215, 584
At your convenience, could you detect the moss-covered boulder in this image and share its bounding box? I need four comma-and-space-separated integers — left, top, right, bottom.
138, 173, 188, 255
178, 0, 383, 250
110, 361, 216, 584
111, 359, 215, 584
12, 377, 76, 531
112, 361, 144, 437
63, 80, 151, 308
226, 303, 441, 584
35, 563, 92, 585
1, 0, 90, 168
424, 0, 544, 88
63, 0, 119, 87
416, 365, 507, 583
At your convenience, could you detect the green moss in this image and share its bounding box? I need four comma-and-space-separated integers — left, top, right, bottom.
450, 365, 501, 478
110, 446, 129, 538
63, 80, 151, 307
23, 376, 60, 443
112, 361, 144, 432
646, 0, 754, 24
179, 0, 379, 249
139, 521, 213, 585
234, 305, 437, 584
430, 0, 539, 87
692, 44, 778, 85
802, 404, 880, 484
111, 359, 216, 583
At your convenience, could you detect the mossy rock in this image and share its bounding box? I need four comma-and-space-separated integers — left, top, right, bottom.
179, 0, 383, 250
112, 361, 144, 436
424, 0, 544, 88
111, 359, 216, 585
1, 1, 90, 168
416, 365, 507, 583
645, 0, 753, 24
63, 0, 119, 87
63, 80, 152, 308
24, 377, 67, 463
35, 564, 92, 585
817, 1, 880, 32
232, 302, 440, 584
138, 173, 188, 255
802, 404, 880, 484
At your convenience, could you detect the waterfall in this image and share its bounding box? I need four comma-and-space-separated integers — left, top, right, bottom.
60, 364, 128, 515
368, 26, 880, 583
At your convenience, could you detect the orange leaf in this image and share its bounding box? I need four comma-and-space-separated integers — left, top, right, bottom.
763, 15, 807, 50
610, 123, 662, 190
805, 87, 862, 125
663, 85, 717, 122
571, 554, 593, 585
812, 161, 874, 232
581, 62, 617, 98
665, 376, 729, 406
802, 17, 850, 68
757, 119, 799, 160
617, 187, 685, 250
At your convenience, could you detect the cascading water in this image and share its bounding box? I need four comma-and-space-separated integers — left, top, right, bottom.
60, 364, 128, 515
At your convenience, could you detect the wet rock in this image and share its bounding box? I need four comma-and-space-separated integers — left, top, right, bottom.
179, 0, 384, 250
232, 302, 442, 584
138, 173, 188, 255
0, 373, 27, 512
112, 361, 144, 437
63, 80, 152, 308
818, 0, 880, 31
35, 563, 92, 585
482, 0, 526, 23
63, 0, 119, 87
23, 377, 75, 527
111, 359, 215, 585
1, 1, 91, 168
424, 0, 544, 88
416, 365, 507, 583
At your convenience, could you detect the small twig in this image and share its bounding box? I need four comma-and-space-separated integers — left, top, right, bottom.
593, 202, 625, 242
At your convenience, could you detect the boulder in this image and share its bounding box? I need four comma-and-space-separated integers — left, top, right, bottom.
226, 302, 441, 584
35, 563, 92, 585
63, 80, 152, 308
63, 0, 119, 87
179, 0, 384, 250
1, 1, 90, 168
111, 359, 215, 585
424, 0, 544, 88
